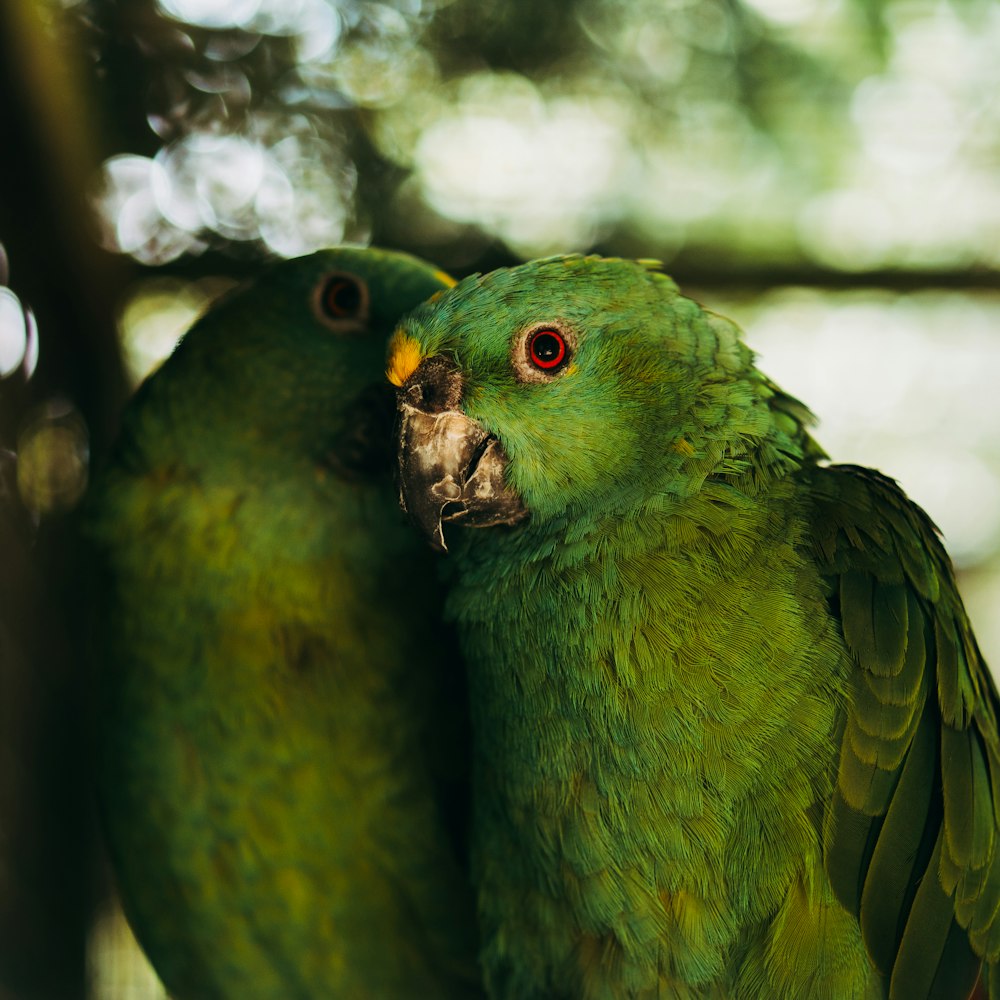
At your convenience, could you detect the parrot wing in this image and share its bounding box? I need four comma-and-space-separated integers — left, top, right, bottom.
810, 462, 1000, 1000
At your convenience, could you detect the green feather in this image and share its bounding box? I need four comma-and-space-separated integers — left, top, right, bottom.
871, 579, 909, 678
850, 684, 921, 745
844, 717, 912, 774
825, 787, 883, 915
937, 616, 966, 728
862, 590, 926, 706
961, 856, 1000, 956
926, 918, 981, 1000
969, 734, 996, 874
889, 831, 954, 999
841, 570, 878, 669
838, 717, 909, 815
859, 704, 936, 974
943, 724, 978, 883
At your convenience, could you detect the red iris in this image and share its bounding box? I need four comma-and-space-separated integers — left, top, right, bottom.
322, 277, 362, 318
528, 329, 567, 370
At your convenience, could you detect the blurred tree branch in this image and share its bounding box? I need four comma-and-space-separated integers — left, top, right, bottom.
0, 2, 130, 997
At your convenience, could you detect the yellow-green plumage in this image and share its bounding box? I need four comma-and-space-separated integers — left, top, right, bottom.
391, 254, 998, 999
88, 248, 481, 998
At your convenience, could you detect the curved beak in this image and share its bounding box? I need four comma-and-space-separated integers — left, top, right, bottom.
396, 356, 527, 552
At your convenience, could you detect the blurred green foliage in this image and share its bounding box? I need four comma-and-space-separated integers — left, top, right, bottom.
58, 0, 1000, 275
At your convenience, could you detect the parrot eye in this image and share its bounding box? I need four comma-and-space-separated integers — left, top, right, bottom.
528, 329, 567, 370
514, 324, 574, 382
322, 277, 363, 317
313, 272, 370, 332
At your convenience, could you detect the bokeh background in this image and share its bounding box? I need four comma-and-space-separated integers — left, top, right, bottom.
0, 0, 998, 995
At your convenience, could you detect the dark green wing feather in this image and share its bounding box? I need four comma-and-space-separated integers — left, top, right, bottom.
809, 463, 1000, 1000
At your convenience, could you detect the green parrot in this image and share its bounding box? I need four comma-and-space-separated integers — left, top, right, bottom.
87, 247, 483, 999
389, 254, 1000, 1000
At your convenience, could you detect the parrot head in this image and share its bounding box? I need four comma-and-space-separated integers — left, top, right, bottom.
125, 247, 454, 482
390, 255, 815, 550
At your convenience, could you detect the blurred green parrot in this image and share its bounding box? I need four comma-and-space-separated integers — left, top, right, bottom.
390, 254, 1000, 1000
88, 247, 483, 999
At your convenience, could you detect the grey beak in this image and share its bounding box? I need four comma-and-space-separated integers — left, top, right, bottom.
396, 356, 527, 552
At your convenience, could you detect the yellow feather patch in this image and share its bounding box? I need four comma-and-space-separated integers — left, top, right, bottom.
386, 331, 425, 387
432, 269, 457, 288
673, 438, 696, 457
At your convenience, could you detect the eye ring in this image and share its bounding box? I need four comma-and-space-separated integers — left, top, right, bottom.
312, 271, 370, 333
513, 323, 575, 382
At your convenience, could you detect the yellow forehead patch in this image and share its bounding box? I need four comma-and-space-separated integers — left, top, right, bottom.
432, 269, 457, 288
386, 331, 425, 387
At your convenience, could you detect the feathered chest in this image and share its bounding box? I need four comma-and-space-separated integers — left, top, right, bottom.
452, 502, 850, 885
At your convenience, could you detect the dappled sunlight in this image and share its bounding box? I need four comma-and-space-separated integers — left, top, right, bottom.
89, 0, 1000, 270
0, 288, 35, 379
158, 0, 340, 48
706, 286, 1000, 668
723, 288, 1000, 566
90, 0, 436, 265
118, 277, 236, 384
741, 0, 841, 27
794, 0, 1000, 270
412, 75, 632, 255
95, 128, 356, 264
88, 903, 167, 1000
15, 400, 89, 517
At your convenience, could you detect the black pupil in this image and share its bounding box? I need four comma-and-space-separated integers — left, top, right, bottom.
327, 279, 361, 316
533, 333, 562, 363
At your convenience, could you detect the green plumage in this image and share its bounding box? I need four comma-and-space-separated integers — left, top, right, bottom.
392, 255, 999, 999
88, 248, 481, 998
